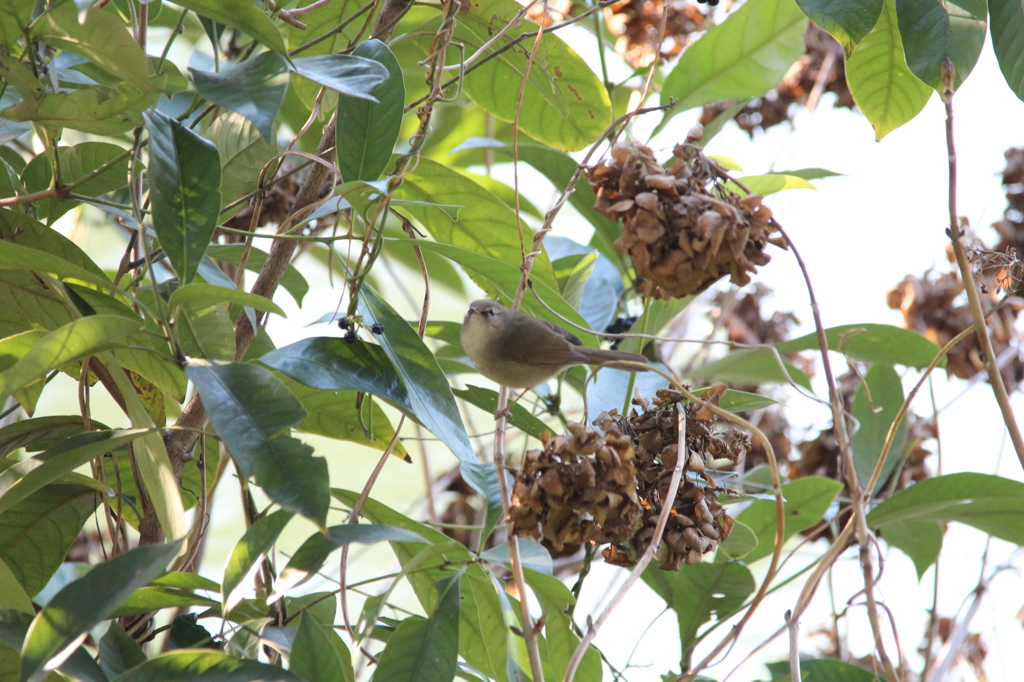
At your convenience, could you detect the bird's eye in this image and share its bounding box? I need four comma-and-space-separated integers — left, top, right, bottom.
483, 309, 494, 317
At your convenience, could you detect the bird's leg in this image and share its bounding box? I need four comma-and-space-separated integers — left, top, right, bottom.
494, 387, 530, 419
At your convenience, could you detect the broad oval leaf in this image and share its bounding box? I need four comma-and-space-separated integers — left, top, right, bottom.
796, 0, 883, 54
203, 112, 278, 218
687, 348, 813, 390
775, 322, 945, 368
734, 476, 843, 564
171, 0, 286, 53
896, 0, 987, 90
846, 0, 933, 140
291, 613, 351, 682
20, 540, 183, 682
867, 472, 1024, 577
289, 54, 389, 101
190, 52, 289, 142
989, 0, 1024, 101
413, 0, 612, 151
357, 284, 475, 463
729, 173, 816, 195
112, 650, 303, 682
145, 110, 222, 285
659, 0, 808, 131
851, 363, 908, 490
336, 40, 405, 182
185, 360, 330, 526
222, 509, 294, 611
167, 282, 286, 319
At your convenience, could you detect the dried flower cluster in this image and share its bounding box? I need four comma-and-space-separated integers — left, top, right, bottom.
509, 422, 641, 551
509, 386, 745, 570
700, 25, 853, 136
588, 134, 778, 299
517, 0, 574, 27
605, 0, 710, 68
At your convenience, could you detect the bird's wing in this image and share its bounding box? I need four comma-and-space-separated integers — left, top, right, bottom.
540, 318, 583, 346
505, 318, 589, 367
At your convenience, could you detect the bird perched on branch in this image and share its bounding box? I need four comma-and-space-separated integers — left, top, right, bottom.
461, 299, 649, 390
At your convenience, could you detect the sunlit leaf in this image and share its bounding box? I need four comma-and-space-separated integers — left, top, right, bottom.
895, 0, 986, 90
171, 0, 286, 53
223, 509, 293, 612
776, 323, 945, 368
796, 0, 883, 54
111, 650, 304, 681
190, 52, 289, 142
167, 283, 286, 319
734, 476, 843, 564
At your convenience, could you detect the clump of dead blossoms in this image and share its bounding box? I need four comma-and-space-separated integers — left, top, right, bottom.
587, 132, 780, 300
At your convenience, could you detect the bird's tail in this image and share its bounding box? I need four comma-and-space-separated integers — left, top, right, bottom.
580, 347, 649, 371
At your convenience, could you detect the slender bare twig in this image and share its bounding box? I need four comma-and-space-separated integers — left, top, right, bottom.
938, 60, 1024, 469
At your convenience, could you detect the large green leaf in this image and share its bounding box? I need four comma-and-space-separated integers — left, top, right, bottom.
190, 52, 289, 142
185, 360, 330, 526
23, 143, 131, 223
222, 509, 293, 611
733, 476, 843, 564
0, 559, 34, 615
867, 473, 1024, 576
166, 283, 285, 319
525, 570, 602, 682
846, 0, 933, 140
687, 348, 813, 390
453, 386, 550, 441
776, 323, 945, 368
145, 110, 222, 285
205, 245, 309, 305
386, 240, 594, 348
171, 0, 286, 53
372, 572, 461, 682
851, 363, 908, 490
796, 0, 883, 54
895, 0, 986, 90
393, 158, 555, 287
290, 54, 389, 101
767, 658, 886, 681
0, 315, 141, 403
0, 483, 100, 598
642, 562, 755, 656
0, 610, 107, 682
413, 0, 612, 151
658, 0, 808, 131
990, 0, 1024, 101
357, 284, 475, 463
112, 650, 303, 681
284, 0, 365, 108
204, 112, 277, 218
20, 541, 183, 682
336, 40, 405, 182
33, 4, 153, 91
291, 613, 352, 682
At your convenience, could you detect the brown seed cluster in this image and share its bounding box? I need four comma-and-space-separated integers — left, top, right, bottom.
700, 24, 853, 136
605, 0, 711, 68
509, 422, 641, 551
588, 135, 778, 299
509, 387, 745, 570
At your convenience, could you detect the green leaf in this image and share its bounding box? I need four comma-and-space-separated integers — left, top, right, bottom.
206, 245, 308, 305
687, 348, 813, 390
846, 0, 933, 140
525, 569, 601, 682
292, 612, 352, 682
777, 167, 845, 180
728, 173, 816, 195
876, 516, 943, 578
373, 572, 461, 682
204, 112, 277, 218
776, 323, 945, 368
459, 461, 507, 542
552, 253, 596, 309
21, 540, 183, 682
453, 385, 550, 441
715, 519, 759, 560
176, 302, 235, 361
185, 360, 330, 526
261, 337, 413, 415
357, 284, 475, 463
0, 315, 141, 403
850, 363, 908, 490
223, 509, 293, 611
734, 476, 843, 564
0, 57, 156, 134
272, 524, 426, 600
0, 430, 149, 515
290, 54, 389, 101
110, 586, 219, 617
0, 483, 100, 599
167, 282, 285, 319
0, 559, 34, 614
867, 472, 1024, 575
33, 4, 154, 91
895, 0, 986, 90
767, 657, 886, 681
703, 387, 778, 412
0, 610, 107, 682
145, 110, 221, 285
0, 2, 32, 53
172, 0, 286, 53
387, 240, 594, 348
283, 380, 406, 457
989, 0, 1024, 100
393, 158, 556, 287
658, 0, 808, 131
98, 624, 147, 680
190, 52, 289, 142
414, 0, 612, 151
112, 650, 303, 681
27, 143, 132, 223
641, 562, 755, 655
795, 0, 883, 54
336, 40, 405, 182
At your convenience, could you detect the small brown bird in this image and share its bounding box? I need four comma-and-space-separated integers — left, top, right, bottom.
460, 299, 648, 389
